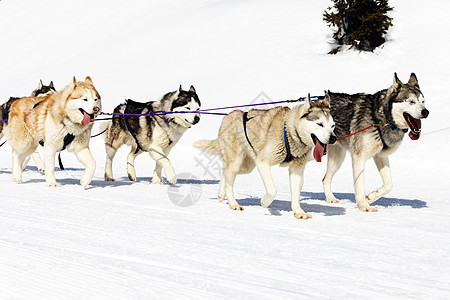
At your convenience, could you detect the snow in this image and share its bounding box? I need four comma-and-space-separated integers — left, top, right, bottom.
1, 0, 450, 298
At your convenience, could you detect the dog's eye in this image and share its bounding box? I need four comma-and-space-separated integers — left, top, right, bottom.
83, 98, 88, 102
317, 123, 324, 127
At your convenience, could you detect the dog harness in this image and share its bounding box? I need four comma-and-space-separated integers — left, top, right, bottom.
242, 112, 295, 163
122, 110, 173, 155
376, 117, 399, 149
31, 100, 75, 170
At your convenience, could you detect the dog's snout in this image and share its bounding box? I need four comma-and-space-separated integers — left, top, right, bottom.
93, 106, 100, 114
421, 109, 429, 118
329, 135, 337, 144
193, 115, 200, 125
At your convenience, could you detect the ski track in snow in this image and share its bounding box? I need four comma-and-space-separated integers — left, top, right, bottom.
1, 0, 450, 298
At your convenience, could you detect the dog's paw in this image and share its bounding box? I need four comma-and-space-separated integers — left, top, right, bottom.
326, 196, 340, 204
13, 177, 22, 183
38, 167, 45, 173
218, 195, 225, 202
47, 182, 61, 187
293, 210, 312, 219
261, 194, 275, 208
105, 176, 115, 182
127, 172, 136, 181
360, 205, 378, 212
229, 203, 244, 211
167, 175, 177, 185
151, 176, 162, 184
358, 198, 378, 212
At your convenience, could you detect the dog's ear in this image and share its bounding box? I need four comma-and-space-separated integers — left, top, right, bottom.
189, 85, 196, 93
38, 79, 43, 90
322, 92, 331, 108
49, 81, 55, 90
303, 93, 312, 111
179, 84, 183, 92
72, 76, 77, 85
85, 76, 93, 85
393, 72, 402, 89
407, 73, 419, 88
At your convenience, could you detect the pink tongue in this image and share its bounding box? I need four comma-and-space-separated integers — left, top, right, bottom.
409, 131, 421, 140
313, 139, 325, 162
81, 111, 92, 126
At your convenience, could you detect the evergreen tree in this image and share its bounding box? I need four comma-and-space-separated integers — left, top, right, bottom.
323, 0, 393, 54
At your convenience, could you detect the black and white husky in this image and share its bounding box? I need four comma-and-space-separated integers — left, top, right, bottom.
103, 85, 201, 184
322, 73, 429, 212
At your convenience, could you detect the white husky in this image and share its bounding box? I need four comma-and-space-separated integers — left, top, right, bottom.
6, 76, 101, 187
195, 94, 336, 219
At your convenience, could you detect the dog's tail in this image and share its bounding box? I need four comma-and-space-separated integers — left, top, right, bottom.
193, 139, 221, 156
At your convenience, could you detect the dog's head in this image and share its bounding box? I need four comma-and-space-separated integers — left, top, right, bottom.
65, 76, 101, 127
31, 80, 56, 97
169, 85, 201, 128
297, 93, 336, 162
388, 73, 429, 140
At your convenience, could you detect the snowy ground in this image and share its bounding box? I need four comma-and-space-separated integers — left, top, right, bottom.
1, 0, 450, 298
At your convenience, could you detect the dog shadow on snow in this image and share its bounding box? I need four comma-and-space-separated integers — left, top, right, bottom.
236, 191, 427, 217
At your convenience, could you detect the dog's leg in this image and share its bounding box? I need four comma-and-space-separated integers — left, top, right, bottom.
127, 147, 140, 181
75, 147, 96, 188
367, 155, 392, 204
148, 146, 176, 184
289, 165, 311, 219
105, 143, 118, 181
223, 166, 243, 210
218, 174, 226, 202
151, 162, 163, 184
31, 150, 45, 172
12, 150, 27, 183
44, 145, 60, 187
256, 161, 277, 208
21, 155, 31, 171
152, 147, 172, 184
352, 154, 378, 212
322, 144, 346, 203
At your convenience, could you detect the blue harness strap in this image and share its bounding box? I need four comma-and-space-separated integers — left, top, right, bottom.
376, 126, 388, 149
283, 122, 295, 162
242, 112, 255, 150
123, 117, 144, 154
39, 133, 75, 170
123, 114, 173, 155
242, 112, 295, 162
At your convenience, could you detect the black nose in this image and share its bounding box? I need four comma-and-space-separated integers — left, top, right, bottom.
329, 135, 337, 144
193, 116, 200, 124
422, 109, 429, 118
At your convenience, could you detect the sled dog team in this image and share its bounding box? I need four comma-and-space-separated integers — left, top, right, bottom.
1, 73, 429, 219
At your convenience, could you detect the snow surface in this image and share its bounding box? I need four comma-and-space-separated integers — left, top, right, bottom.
1, 0, 449, 298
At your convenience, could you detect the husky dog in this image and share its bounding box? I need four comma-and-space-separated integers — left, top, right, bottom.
31, 80, 56, 97
322, 73, 429, 212
194, 94, 336, 219
0, 80, 57, 171
103, 85, 201, 184
6, 76, 101, 187
1, 80, 56, 138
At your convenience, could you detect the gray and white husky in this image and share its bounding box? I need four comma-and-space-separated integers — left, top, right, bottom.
103, 85, 201, 184
322, 73, 429, 212
194, 94, 336, 219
